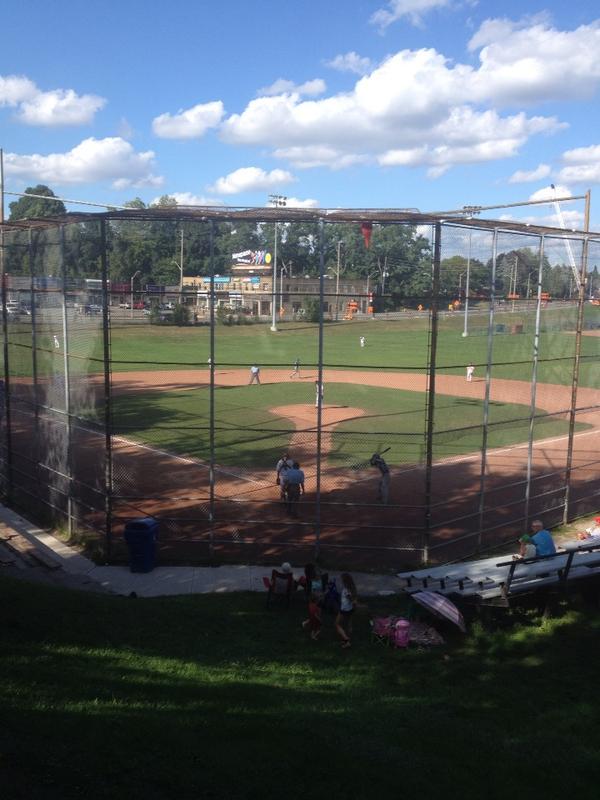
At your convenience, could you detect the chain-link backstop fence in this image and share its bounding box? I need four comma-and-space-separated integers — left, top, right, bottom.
1, 209, 598, 571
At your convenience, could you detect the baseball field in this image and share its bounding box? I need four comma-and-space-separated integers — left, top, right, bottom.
6, 302, 599, 568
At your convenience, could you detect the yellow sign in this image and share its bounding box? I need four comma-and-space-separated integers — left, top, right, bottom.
265, 253, 272, 264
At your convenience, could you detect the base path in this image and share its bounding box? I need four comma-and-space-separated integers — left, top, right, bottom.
74, 367, 599, 568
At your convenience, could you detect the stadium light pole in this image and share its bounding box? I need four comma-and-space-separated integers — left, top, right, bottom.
268, 194, 286, 331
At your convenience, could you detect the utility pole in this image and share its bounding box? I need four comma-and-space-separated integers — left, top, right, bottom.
268, 194, 286, 332
335, 240, 343, 321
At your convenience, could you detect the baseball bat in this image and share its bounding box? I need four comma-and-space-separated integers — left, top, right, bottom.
350, 446, 391, 470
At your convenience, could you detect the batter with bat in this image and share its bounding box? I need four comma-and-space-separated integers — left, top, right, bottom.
370, 448, 390, 504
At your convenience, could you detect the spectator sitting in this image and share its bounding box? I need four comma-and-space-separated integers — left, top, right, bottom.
516, 534, 538, 560
529, 519, 556, 557
577, 517, 600, 540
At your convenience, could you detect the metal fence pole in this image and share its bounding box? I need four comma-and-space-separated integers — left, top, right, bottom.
315, 218, 325, 560
0, 227, 12, 501
100, 220, 113, 561
563, 232, 590, 523
476, 228, 499, 550
29, 230, 40, 489
209, 220, 216, 559
423, 221, 442, 565
59, 226, 74, 536
523, 235, 545, 526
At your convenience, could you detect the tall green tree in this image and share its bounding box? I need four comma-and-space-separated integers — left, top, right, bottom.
8, 185, 66, 220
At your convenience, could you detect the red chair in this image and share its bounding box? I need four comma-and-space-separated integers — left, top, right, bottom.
263, 570, 294, 608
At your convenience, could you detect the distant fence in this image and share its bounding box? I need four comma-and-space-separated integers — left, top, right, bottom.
0, 208, 598, 571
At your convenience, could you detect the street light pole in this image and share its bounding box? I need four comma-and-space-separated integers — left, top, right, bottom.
335, 240, 343, 321
130, 270, 141, 319
268, 194, 286, 332
462, 232, 472, 337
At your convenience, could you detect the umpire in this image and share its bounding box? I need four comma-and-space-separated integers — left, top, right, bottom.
281, 461, 305, 517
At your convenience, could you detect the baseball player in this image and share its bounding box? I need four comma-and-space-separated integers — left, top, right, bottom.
359, 336, 366, 348
249, 364, 261, 384
370, 452, 390, 504
275, 451, 294, 501
290, 358, 300, 379
466, 363, 475, 382
314, 380, 324, 408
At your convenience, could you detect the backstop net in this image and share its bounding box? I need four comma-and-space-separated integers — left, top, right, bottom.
1, 209, 598, 570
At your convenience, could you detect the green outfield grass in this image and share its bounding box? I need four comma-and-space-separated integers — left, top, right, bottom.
5, 305, 599, 389
102, 304, 597, 388
111, 382, 587, 468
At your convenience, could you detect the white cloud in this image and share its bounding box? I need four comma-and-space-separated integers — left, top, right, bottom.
272, 146, 370, 170
207, 166, 296, 195
284, 196, 320, 208
508, 164, 551, 183
150, 192, 224, 207
500, 209, 584, 229
222, 18, 585, 176
0, 74, 37, 105
152, 101, 225, 139
529, 185, 572, 202
371, 0, 453, 30
117, 117, 135, 139
4, 137, 162, 188
467, 18, 600, 105
257, 78, 326, 97
325, 52, 373, 76
556, 144, 600, 185
0, 73, 105, 126
16, 89, 105, 126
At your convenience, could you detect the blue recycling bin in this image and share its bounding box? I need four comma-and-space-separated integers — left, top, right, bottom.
124, 517, 158, 573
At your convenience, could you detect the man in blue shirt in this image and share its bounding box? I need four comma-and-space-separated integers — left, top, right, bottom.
281, 462, 304, 517
530, 519, 556, 557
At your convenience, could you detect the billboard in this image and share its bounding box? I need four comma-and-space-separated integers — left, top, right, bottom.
232, 249, 271, 266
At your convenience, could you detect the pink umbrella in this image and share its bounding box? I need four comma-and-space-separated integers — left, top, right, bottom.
411, 591, 466, 633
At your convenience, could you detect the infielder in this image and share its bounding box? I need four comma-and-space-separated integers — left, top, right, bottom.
249, 364, 261, 384
466, 363, 475, 382
290, 358, 300, 379
370, 452, 390, 504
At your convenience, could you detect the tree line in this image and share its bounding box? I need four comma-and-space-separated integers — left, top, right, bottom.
6, 185, 594, 305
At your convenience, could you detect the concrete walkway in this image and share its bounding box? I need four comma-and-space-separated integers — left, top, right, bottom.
0, 504, 400, 599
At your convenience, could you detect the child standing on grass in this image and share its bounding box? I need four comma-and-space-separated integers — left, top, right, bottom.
336, 573, 357, 648
302, 595, 323, 640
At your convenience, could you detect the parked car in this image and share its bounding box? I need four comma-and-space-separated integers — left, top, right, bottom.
5, 301, 21, 319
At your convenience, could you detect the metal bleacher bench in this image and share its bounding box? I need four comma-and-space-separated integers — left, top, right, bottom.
397, 540, 600, 605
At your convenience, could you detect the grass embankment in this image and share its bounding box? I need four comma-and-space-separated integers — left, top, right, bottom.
2, 576, 600, 799
110, 383, 585, 468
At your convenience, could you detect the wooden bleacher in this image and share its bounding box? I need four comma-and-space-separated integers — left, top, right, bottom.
397, 540, 600, 607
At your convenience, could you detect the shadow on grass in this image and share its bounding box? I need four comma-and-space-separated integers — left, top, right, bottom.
2, 577, 600, 799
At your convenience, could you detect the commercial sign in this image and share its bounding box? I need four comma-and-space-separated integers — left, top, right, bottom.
232, 249, 270, 266
146, 284, 165, 292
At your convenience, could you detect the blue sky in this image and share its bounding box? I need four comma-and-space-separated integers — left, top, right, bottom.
2, 0, 600, 228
